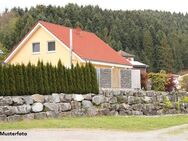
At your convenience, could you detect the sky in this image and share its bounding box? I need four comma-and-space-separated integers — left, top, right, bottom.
0, 0, 188, 14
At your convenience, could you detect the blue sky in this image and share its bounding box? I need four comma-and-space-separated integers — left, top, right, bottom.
0, 0, 188, 14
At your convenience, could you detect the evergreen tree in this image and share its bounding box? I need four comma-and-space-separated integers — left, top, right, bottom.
51, 66, 57, 93
41, 62, 49, 94
27, 62, 34, 94
0, 65, 5, 95
143, 29, 153, 70
21, 64, 29, 94
36, 61, 44, 94
89, 63, 99, 93
158, 32, 173, 72
8, 64, 16, 95
46, 63, 53, 93
3, 66, 10, 95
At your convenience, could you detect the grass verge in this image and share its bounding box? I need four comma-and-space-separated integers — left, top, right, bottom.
0, 115, 188, 131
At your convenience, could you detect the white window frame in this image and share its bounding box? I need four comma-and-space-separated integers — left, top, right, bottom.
47, 41, 56, 53
32, 42, 40, 54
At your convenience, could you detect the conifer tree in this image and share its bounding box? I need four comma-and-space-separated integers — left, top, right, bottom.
8, 64, 16, 96
36, 61, 44, 94
41, 62, 49, 94
19, 64, 25, 95
27, 62, 34, 94
63, 66, 68, 93
21, 64, 29, 94
80, 65, 86, 94
32, 64, 38, 93
0, 64, 5, 95
51, 66, 57, 93
75, 63, 82, 93
143, 29, 153, 70
89, 63, 99, 93
3, 66, 10, 95
46, 63, 53, 93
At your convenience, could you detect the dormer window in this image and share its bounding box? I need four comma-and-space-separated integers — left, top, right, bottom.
32, 43, 40, 53
48, 41, 55, 52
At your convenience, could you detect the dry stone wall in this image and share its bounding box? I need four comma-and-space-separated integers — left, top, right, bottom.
0, 90, 188, 122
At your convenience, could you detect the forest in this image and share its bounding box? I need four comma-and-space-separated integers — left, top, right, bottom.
0, 4, 188, 73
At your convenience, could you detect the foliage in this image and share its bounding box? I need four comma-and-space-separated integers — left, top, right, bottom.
163, 96, 173, 109
180, 75, 188, 91
165, 74, 176, 92
149, 71, 168, 91
175, 101, 180, 111
0, 61, 98, 96
141, 72, 148, 90
181, 96, 188, 103
0, 5, 188, 72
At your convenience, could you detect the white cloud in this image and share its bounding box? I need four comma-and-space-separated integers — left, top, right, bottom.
0, 0, 188, 14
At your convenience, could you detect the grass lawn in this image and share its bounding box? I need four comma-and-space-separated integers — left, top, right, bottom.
0, 115, 188, 131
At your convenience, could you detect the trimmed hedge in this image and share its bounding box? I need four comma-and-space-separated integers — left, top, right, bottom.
0, 61, 99, 96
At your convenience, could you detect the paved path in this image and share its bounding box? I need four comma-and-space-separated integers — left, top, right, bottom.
1, 124, 188, 141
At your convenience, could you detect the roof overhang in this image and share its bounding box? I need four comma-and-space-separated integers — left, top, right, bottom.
84, 59, 133, 68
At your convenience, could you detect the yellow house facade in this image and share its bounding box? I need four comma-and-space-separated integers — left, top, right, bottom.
4, 21, 133, 89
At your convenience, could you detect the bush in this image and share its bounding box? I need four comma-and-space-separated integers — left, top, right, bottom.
0, 61, 99, 96
163, 96, 173, 109
181, 96, 188, 103
165, 74, 176, 92
180, 75, 188, 91
141, 72, 148, 90
149, 71, 168, 91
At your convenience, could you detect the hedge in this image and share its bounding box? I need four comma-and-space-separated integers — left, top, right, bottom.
0, 61, 99, 96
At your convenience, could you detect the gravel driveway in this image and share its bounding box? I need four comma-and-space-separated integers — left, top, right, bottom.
1, 124, 188, 141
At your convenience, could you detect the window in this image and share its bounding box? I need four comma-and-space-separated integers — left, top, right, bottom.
48, 41, 55, 52
32, 43, 40, 53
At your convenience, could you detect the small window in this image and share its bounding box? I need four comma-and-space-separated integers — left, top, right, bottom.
48, 41, 55, 52
32, 43, 40, 53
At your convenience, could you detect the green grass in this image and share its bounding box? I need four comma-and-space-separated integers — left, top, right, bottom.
0, 115, 188, 131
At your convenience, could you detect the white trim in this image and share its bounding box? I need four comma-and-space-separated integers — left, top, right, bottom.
4, 24, 41, 63
85, 60, 133, 68
39, 23, 85, 63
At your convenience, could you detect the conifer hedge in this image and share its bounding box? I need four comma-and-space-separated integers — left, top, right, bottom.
0, 61, 99, 96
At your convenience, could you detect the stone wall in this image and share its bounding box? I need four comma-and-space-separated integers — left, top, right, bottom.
0, 90, 188, 122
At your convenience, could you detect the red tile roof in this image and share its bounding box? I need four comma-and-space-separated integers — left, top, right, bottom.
39, 21, 131, 66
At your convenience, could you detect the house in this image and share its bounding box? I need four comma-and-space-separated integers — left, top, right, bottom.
118, 50, 148, 73
4, 21, 141, 89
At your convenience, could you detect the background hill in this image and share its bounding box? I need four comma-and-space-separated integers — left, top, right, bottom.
0, 4, 188, 72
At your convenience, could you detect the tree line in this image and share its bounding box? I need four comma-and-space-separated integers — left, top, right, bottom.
0, 61, 99, 96
0, 4, 188, 72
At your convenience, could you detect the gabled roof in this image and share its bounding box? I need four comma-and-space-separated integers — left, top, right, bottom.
5, 21, 132, 67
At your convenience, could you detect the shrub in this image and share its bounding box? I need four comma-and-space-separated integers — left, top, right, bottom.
181, 96, 188, 103
163, 96, 173, 109
141, 72, 148, 90
165, 74, 176, 92
0, 61, 99, 96
149, 71, 167, 91
175, 101, 180, 110
180, 75, 188, 91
